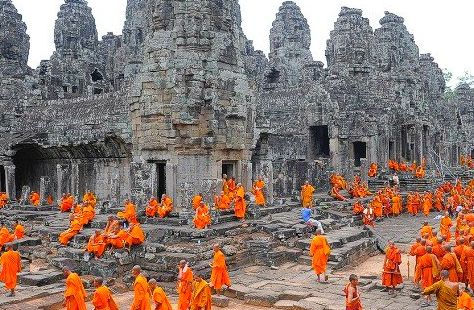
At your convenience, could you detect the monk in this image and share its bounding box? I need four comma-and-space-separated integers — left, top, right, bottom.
193, 202, 211, 230
463, 241, 474, 290
215, 191, 231, 210
0, 245, 21, 296
454, 238, 468, 283
433, 237, 447, 261
92, 277, 118, 310
82, 202, 95, 225
210, 244, 231, 294
382, 241, 403, 294
0, 224, 11, 247
149, 278, 172, 310
227, 177, 237, 200
440, 211, 453, 241
309, 229, 331, 282
362, 205, 375, 227
59, 214, 83, 245
190, 274, 212, 310
301, 181, 316, 208
234, 183, 246, 222
440, 245, 463, 282
222, 174, 229, 196
353, 201, 364, 215
423, 270, 459, 310
417, 246, 440, 304
60, 193, 74, 212
0, 192, 8, 208
371, 194, 383, 218
131, 265, 151, 310
117, 200, 138, 224
331, 186, 347, 201
368, 163, 377, 178
416, 165, 426, 179
177, 260, 194, 310
422, 192, 433, 217
86, 230, 107, 259
63, 267, 87, 310
29, 191, 40, 206
192, 194, 203, 210
12, 221, 24, 240
420, 222, 434, 239
126, 223, 145, 249
344, 274, 362, 310
413, 239, 427, 282
458, 284, 473, 310
146, 197, 159, 217
253, 176, 265, 207
83, 191, 97, 208
391, 193, 402, 216
158, 194, 173, 218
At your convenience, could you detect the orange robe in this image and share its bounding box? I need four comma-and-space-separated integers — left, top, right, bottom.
391, 195, 402, 215
117, 201, 138, 224
132, 274, 151, 310
455, 244, 468, 282
253, 180, 265, 206
12, 224, 24, 240
190, 280, 212, 310
440, 252, 463, 282
152, 286, 172, 310
60, 195, 74, 212
82, 204, 95, 225
59, 219, 83, 245
413, 245, 427, 282
210, 250, 231, 290
158, 196, 173, 218
215, 194, 230, 210
344, 283, 362, 310
417, 253, 438, 289
463, 247, 474, 289
92, 285, 118, 310
30, 192, 40, 206
371, 196, 383, 218
178, 266, 193, 310
331, 187, 346, 201
192, 195, 202, 210
0, 193, 8, 208
108, 230, 127, 249
309, 235, 331, 275
86, 234, 106, 258
146, 198, 159, 217
422, 195, 432, 216
458, 291, 474, 310
126, 224, 145, 246
353, 201, 364, 215
301, 184, 315, 207
368, 163, 377, 177
433, 243, 447, 261
0, 227, 11, 246
83, 192, 97, 208
0, 249, 21, 290
382, 246, 403, 287
64, 272, 87, 310
193, 204, 211, 229
440, 216, 453, 241
420, 225, 433, 239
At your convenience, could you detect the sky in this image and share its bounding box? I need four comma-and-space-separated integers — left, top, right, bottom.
11, 0, 474, 83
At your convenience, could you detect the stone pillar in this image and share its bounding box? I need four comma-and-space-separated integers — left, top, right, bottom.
150, 163, 158, 198
130, 162, 153, 207
360, 158, 368, 184
71, 163, 79, 199
4, 165, 16, 200
39, 176, 51, 205
258, 160, 274, 205
56, 164, 70, 199
165, 162, 177, 207
415, 124, 423, 164
177, 181, 193, 222
110, 174, 120, 208
240, 160, 253, 192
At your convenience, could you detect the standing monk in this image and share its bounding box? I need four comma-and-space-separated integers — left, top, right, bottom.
190, 274, 212, 310
301, 181, 315, 208
92, 277, 118, 310
440, 245, 463, 282
391, 193, 402, 216
177, 260, 193, 310
149, 278, 172, 310
131, 265, 151, 310
63, 267, 87, 310
0, 245, 21, 296
253, 176, 265, 207
417, 246, 440, 305
382, 241, 403, 295
309, 229, 331, 282
422, 270, 459, 310
440, 211, 453, 242
344, 274, 362, 310
462, 241, 474, 290
234, 183, 246, 222
210, 244, 231, 294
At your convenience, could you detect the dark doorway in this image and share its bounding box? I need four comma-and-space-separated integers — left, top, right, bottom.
0, 166, 5, 192
156, 162, 166, 198
353, 141, 367, 167
222, 161, 236, 178
389, 141, 395, 160
309, 125, 330, 159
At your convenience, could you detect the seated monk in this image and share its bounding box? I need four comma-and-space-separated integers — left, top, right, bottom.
331, 186, 347, 201
59, 193, 74, 213
157, 194, 173, 218
353, 201, 364, 215
253, 176, 266, 207
83, 191, 97, 208
0, 192, 8, 208
105, 226, 127, 250
193, 202, 211, 229
415, 166, 426, 179
59, 214, 83, 245
399, 162, 408, 172
215, 191, 230, 210
81, 203, 95, 226
29, 191, 40, 207
227, 177, 237, 200
11, 221, 24, 241
192, 194, 203, 210
0, 224, 11, 246
146, 197, 159, 217
117, 200, 138, 224
125, 223, 145, 249
368, 163, 378, 178
85, 230, 106, 259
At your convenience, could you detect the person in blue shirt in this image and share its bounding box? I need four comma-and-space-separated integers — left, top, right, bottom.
301, 207, 324, 234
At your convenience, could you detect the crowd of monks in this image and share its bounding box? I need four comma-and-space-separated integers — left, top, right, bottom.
388, 159, 426, 179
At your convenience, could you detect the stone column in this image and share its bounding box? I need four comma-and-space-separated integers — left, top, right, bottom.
56, 164, 70, 199
165, 162, 177, 207
110, 174, 120, 207
415, 124, 423, 164
71, 163, 79, 199
39, 176, 51, 205
258, 160, 274, 205
360, 158, 368, 184
4, 165, 16, 200
130, 162, 153, 207
240, 160, 253, 192
150, 163, 158, 198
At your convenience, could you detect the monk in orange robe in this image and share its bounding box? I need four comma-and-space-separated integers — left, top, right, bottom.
434, 189, 444, 211
117, 200, 138, 224
227, 177, 237, 200
422, 270, 459, 309
440, 211, 453, 241
59, 214, 83, 245
29, 191, 40, 206
331, 186, 347, 201
415, 166, 426, 179
177, 260, 194, 310
432, 238, 447, 261
0, 192, 8, 208
412, 239, 426, 282
190, 274, 212, 310
344, 274, 362, 310
368, 163, 377, 178
86, 230, 107, 259
382, 241, 403, 294
253, 176, 265, 206
215, 192, 231, 210
63, 267, 87, 310
83, 191, 97, 208
391, 193, 402, 216
371, 194, 383, 218
440, 245, 463, 282
463, 241, 474, 290
146, 197, 159, 217
12, 221, 24, 240
353, 201, 364, 215
0, 245, 21, 296
157, 194, 173, 218
455, 238, 468, 283
149, 278, 172, 310
309, 229, 331, 282
301, 181, 315, 208
458, 284, 474, 310
92, 277, 118, 310
417, 246, 440, 304
126, 223, 145, 248
362, 205, 375, 227
222, 174, 229, 196
420, 222, 434, 239
193, 202, 211, 229
210, 244, 231, 294
0, 224, 11, 246
234, 183, 246, 221
131, 265, 151, 310
82, 203, 95, 226
192, 194, 203, 210
422, 192, 432, 217
59, 193, 74, 212
106, 227, 127, 250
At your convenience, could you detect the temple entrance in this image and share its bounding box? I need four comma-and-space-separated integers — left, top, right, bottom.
156, 162, 166, 198
308, 125, 330, 159
353, 141, 367, 167
0, 166, 5, 192
222, 161, 236, 178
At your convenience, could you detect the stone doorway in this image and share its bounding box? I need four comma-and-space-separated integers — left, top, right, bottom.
222, 161, 237, 178
156, 162, 166, 199
0, 166, 5, 192
308, 125, 330, 159
353, 141, 367, 167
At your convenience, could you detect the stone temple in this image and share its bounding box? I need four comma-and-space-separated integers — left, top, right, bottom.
1, 0, 471, 207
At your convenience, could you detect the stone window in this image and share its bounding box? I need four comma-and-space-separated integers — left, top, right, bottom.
90, 68, 104, 82
222, 161, 236, 178
93, 88, 103, 95
266, 68, 280, 84
308, 125, 330, 159
353, 141, 367, 167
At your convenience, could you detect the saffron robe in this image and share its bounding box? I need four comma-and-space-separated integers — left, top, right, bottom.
64, 272, 87, 310
210, 250, 231, 290
0, 249, 21, 290
309, 235, 331, 274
